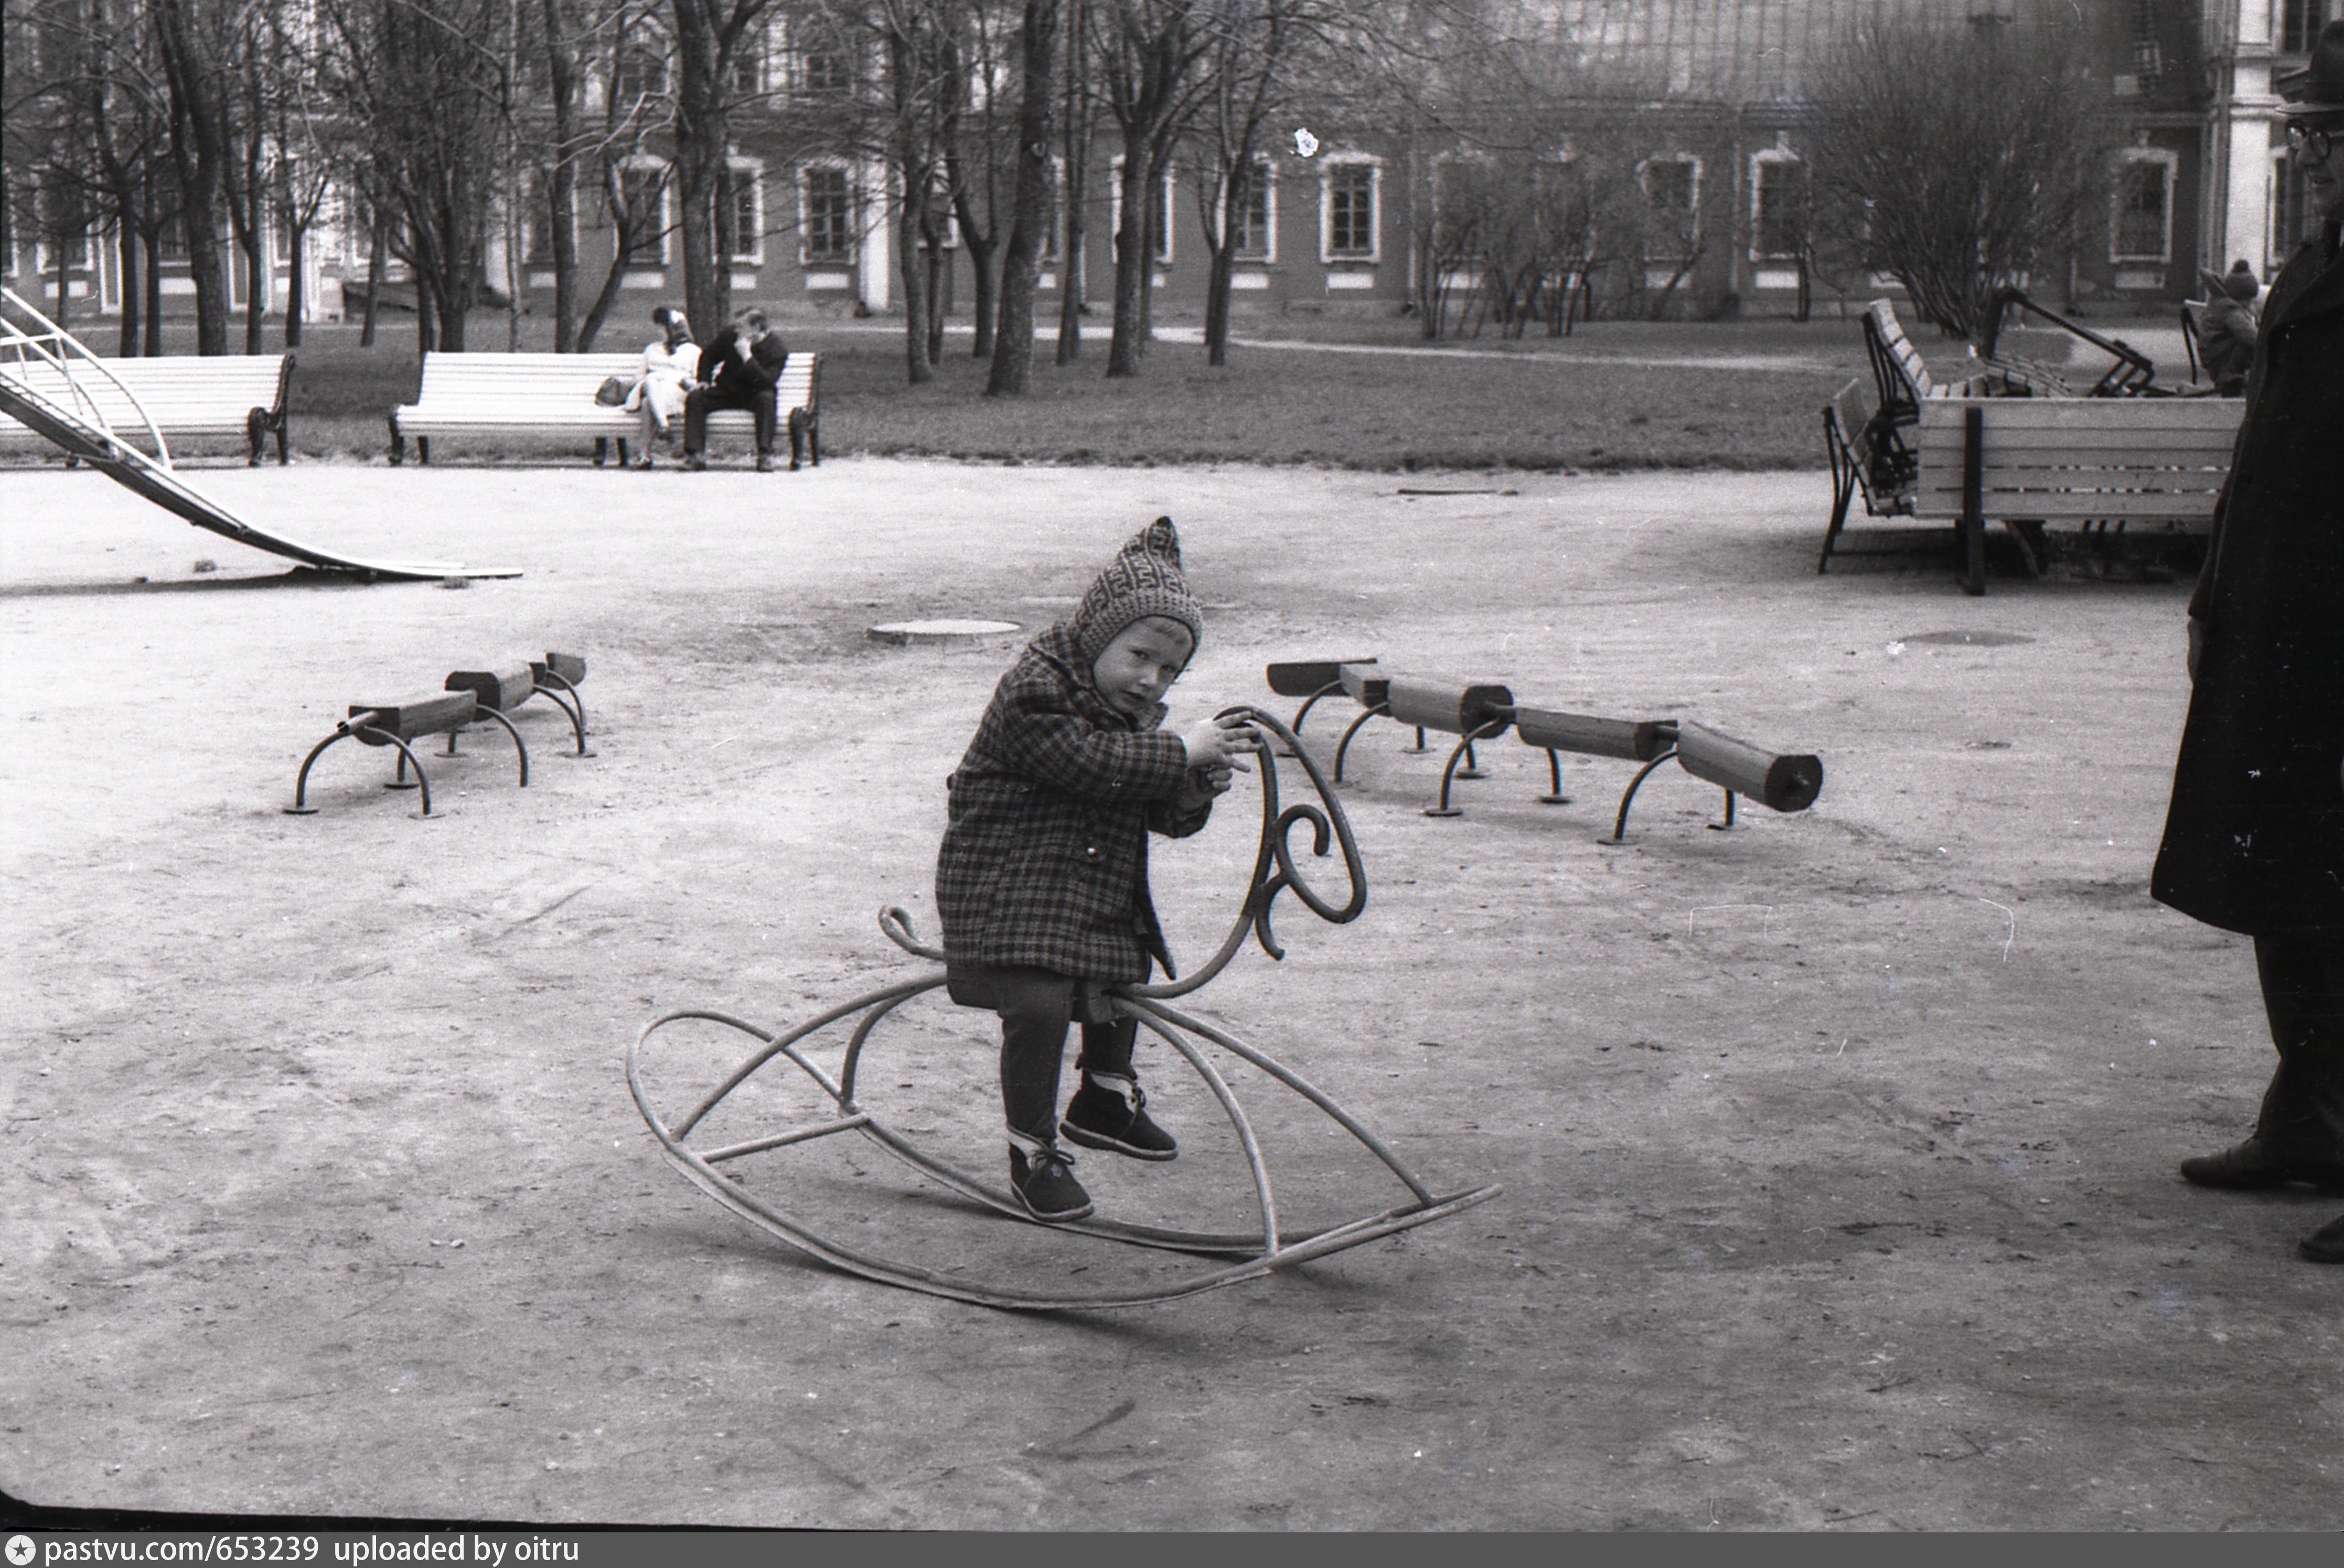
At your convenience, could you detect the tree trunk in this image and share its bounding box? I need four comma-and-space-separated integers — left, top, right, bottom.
285, 222, 304, 348
1105, 122, 1150, 377
541, 0, 581, 351
670, 1, 733, 345
988, 0, 1058, 396
1054, 0, 1087, 366
156, 0, 231, 355
143, 223, 163, 356
898, 157, 934, 385
117, 223, 141, 356
360, 214, 385, 347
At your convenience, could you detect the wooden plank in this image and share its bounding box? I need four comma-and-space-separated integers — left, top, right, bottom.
1917, 400, 2244, 435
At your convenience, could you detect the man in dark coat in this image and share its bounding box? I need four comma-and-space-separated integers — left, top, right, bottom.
681, 306, 787, 471
2153, 20, 2344, 1264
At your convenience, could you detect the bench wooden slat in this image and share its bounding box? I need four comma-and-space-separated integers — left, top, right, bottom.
0, 353, 293, 462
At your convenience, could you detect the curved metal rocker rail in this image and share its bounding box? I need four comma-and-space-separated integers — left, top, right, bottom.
0, 288, 518, 583
629, 705, 1502, 1311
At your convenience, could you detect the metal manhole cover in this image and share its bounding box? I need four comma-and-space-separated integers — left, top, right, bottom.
866, 620, 1022, 646
1898, 630, 2035, 647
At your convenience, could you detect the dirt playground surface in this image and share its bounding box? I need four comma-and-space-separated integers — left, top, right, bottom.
3, 456, 2339, 1531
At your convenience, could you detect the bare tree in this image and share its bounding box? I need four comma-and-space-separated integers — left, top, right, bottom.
1805, 6, 2106, 339
152, 0, 239, 352
1095, 0, 1216, 377
983, 0, 1056, 394
667, 0, 781, 340
323, 0, 510, 351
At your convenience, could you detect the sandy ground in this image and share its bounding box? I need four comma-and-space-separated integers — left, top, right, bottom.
3, 454, 2338, 1531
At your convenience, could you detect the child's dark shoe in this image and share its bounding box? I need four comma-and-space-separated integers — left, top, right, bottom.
1063, 1077, 1178, 1162
1008, 1142, 1094, 1222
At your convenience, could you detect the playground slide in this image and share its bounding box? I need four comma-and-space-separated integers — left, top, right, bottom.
1, 291, 517, 583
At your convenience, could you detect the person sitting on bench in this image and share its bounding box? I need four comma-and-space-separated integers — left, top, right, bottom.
682, 306, 787, 472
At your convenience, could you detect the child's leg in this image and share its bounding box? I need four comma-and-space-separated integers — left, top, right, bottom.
1073, 1016, 1138, 1091
1066, 1015, 1177, 1161
945, 967, 1094, 1218
999, 1004, 1073, 1144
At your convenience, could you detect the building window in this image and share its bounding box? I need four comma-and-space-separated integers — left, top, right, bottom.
614, 163, 669, 266
801, 165, 854, 263
2110, 151, 2174, 263
1108, 158, 1175, 263
1229, 157, 1274, 261
1750, 154, 1807, 260
1639, 155, 1699, 256
1322, 158, 1378, 260
31, 181, 95, 273
728, 163, 764, 264
612, 24, 667, 104
522, 174, 557, 265
732, 34, 763, 94
2272, 151, 2313, 271
2282, 0, 2322, 55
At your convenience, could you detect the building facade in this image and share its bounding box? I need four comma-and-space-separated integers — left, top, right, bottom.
5, 2, 2338, 335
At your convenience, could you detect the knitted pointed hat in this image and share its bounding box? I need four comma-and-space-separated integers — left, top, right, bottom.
1071, 517, 1204, 663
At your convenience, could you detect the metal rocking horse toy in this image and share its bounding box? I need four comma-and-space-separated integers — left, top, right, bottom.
628, 706, 1501, 1311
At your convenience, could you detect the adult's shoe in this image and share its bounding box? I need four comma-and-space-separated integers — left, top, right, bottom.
683, 453, 707, 472
2302, 1213, 2344, 1264
1008, 1143, 1093, 1222
755, 453, 775, 473
2179, 1136, 2344, 1193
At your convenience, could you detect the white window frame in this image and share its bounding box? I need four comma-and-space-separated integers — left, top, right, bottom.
798, 159, 857, 266
1319, 153, 1382, 263
727, 157, 765, 265
1637, 153, 1701, 255
520, 168, 576, 267
1227, 155, 1276, 263
615, 155, 673, 267
1108, 156, 1176, 264
2108, 146, 2178, 264
609, 23, 670, 108
1748, 147, 1806, 262
2270, 145, 2312, 274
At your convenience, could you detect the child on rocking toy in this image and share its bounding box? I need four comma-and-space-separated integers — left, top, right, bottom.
935, 518, 1258, 1222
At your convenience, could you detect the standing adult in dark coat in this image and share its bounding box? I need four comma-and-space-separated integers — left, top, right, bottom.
682, 306, 788, 471
2153, 20, 2344, 1264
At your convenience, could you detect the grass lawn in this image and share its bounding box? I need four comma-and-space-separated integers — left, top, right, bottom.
18, 311, 1883, 470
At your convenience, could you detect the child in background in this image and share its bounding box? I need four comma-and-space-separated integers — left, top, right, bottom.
935, 518, 1256, 1221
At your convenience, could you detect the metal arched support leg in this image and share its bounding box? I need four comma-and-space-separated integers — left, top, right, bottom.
533, 680, 593, 757
1455, 738, 1485, 781
1333, 704, 1389, 784
387, 747, 419, 790
534, 671, 591, 753
1404, 725, 1430, 754
469, 707, 530, 788
1706, 789, 1738, 832
1283, 681, 1341, 754
1537, 747, 1572, 805
1425, 721, 1506, 817
1609, 746, 1679, 843
284, 729, 357, 814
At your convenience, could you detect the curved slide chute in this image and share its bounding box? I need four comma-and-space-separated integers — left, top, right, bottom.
1, 289, 517, 582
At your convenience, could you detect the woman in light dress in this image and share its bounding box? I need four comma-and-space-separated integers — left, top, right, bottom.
625, 306, 699, 467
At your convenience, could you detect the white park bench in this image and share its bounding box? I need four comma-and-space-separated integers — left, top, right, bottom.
388, 350, 822, 469
0, 352, 295, 465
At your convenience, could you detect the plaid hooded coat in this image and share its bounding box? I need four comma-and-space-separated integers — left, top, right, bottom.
936, 519, 1218, 982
